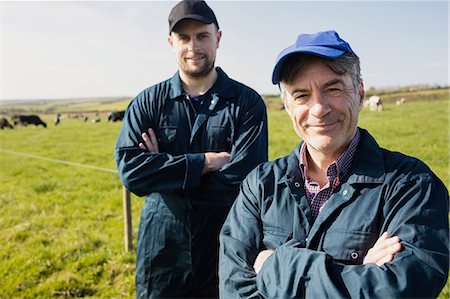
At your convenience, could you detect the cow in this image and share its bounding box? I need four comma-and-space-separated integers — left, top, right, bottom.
11, 115, 47, 128
367, 95, 383, 112
0, 117, 14, 129
54, 113, 62, 126
108, 110, 125, 122
92, 113, 101, 123
396, 97, 406, 106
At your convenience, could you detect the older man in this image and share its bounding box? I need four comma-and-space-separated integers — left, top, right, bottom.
219, 30, 449, 298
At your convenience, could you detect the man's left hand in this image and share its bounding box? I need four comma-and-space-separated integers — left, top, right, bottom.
139, 128, 159, 153
363, 232, 402, 266
253, 249, 275, 274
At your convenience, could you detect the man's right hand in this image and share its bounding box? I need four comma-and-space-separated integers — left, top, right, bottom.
139, 128, 229, 175
363, 232, 402, 266
139, 128, 159, 153
251, 231, 401, 276
202, 152, 231, 174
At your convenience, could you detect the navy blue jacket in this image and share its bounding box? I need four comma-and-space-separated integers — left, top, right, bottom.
219, 129, 449, 298
115, 67, 268, 208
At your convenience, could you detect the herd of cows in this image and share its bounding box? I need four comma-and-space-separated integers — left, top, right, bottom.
363, 95, 407, 112
0, 110, 125, 130
1, 96, 406, 130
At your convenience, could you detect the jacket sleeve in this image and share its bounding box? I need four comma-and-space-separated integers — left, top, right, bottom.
219, 170, 265, 298
199, 92, 268, 202
220, 167, 449, 298
115, 93, 205, 197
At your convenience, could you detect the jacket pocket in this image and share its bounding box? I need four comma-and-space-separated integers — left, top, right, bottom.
263, 225, 292, 249
322, 230, 378, 264
208, 125, 232, 151
157, 126, 177, 149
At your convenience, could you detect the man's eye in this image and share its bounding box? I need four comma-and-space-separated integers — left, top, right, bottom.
326, 88, 343, 96
295, 94, 309, 101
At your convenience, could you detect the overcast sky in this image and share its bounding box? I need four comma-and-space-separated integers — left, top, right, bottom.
1, 0, 448, 100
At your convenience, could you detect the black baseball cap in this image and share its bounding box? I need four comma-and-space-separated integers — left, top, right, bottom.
168, 0, 219, 33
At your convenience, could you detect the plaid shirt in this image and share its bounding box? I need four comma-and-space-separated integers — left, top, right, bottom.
299, 129, 361, 219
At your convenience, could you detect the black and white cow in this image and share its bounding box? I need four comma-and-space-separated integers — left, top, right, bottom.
11, 115, 47, 128
107, 110, 125, 122
0, 117, 14, 129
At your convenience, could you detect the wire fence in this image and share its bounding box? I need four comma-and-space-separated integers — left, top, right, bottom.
0, 148, 133, 252
0, 148, 118, 173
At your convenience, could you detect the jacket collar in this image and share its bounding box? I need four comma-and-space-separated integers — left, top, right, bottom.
280, 128, 385, 186
168, 67, 235, 100
346, 128, 385, 184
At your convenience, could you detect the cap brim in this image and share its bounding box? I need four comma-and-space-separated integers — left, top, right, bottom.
271, 45, 346, 84
170, 15, 213, 32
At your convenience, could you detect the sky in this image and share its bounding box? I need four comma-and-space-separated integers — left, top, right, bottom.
1, 0, 448, 100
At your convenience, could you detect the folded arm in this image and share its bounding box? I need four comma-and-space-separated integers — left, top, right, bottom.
253, 232, 402, 274
139, 128, 231, 175
220, 171, 449, 298
115, 102, 206, 196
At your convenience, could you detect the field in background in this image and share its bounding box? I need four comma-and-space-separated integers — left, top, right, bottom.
0, 88, 448, 297
0, 97, 132, 116
1, 86, 448, 115
263, 86, 449, 110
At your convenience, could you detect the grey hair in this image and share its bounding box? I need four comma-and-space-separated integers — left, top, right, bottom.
279, 52, 362, 90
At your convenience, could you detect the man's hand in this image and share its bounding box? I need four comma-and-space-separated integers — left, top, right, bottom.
139, 128, 159, 153
202, 152, 231, 174
139, 128, 229, 174
252, 232, 400, 275
253, 249, 275, 274
363, 232, 402, 266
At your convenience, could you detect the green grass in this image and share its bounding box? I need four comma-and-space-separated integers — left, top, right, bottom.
0, 119, 139, 297
0, 97, 132, 115
366, 87, 449, 104
268, 99, 449, 185
0, 97, 448, 298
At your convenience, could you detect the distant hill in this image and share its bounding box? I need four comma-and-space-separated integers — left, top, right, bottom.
1, 86, 448, 115
263, 86, 449, 110
0, 97, 132, 115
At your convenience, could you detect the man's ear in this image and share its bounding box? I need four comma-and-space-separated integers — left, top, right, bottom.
358, 82, 365, 110
283, 100, 292, 118
216, 30, 222, 49
280, 86, 292, 118
168, 34, 174, 48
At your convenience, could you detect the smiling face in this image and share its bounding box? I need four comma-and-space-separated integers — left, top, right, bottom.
168, 19, 221, 80
281, 59, 364, 160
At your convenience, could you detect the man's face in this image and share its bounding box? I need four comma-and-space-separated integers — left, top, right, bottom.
168, 19, 221, 79
282, 60, 364, 159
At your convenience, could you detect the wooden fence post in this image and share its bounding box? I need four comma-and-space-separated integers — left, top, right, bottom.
123, 186, 133, 252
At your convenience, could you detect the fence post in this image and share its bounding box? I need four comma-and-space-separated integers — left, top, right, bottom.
123, 186, 133, 252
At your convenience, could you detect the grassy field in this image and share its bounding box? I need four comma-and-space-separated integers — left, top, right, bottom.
0, 95, 448, 297
0, 97, 132, 115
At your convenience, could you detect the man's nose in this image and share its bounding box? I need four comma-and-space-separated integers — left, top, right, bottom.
188, 38, 200, 51
309, 92, 331, 117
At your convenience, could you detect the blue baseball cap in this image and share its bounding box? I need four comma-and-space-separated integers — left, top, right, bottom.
271, 30, 354, 84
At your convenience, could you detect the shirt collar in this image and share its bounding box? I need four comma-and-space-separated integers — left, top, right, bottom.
299, 129, 361, 181
168, 67, 235, 100
280, 128, 384, 187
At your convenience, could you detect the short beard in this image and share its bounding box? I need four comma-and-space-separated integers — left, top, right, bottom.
184, 59, 216, 79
